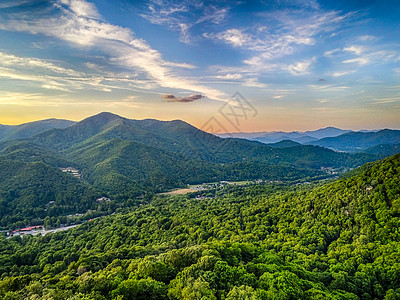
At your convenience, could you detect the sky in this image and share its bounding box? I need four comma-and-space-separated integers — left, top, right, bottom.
0, 0, 399, 132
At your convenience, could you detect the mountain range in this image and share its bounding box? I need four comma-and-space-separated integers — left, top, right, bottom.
309, 129, 400, 151
0, 112, 382, 228
217, 127, 400, 152
217, 127, 354, 143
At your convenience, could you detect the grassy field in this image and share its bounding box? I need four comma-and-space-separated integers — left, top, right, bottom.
160, 188, 195, 195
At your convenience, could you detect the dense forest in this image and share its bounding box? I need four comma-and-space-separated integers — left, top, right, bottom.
0, 152, 399, 299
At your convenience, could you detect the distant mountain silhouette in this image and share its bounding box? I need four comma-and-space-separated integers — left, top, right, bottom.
309, 129, 400, 152
0, 118, 75, 142
217, 127, 351, 144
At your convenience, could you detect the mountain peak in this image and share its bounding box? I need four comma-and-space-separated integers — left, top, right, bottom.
91, 112, 123, 120
76, 112, 125, 126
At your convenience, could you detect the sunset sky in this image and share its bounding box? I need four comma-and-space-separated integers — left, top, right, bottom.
0, 0, 399, 132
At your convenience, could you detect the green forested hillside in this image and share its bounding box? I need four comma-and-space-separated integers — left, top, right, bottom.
0, 141, 71, 167
0, 158, 100, 228
0, 141, 103, 228
0, 153, 399, 299
363, 143, 400, 157
267, 140, 301, 148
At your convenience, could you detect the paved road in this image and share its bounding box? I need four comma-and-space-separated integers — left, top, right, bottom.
7, 223, 81, 238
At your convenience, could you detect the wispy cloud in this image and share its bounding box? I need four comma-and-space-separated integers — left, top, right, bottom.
373, 96, 400, 105
140, 0, 229, 44
208, 10, 347, 56
243, 77, 266, 88
343, 45, 364, 55
205, 9, 349, 77
205, 29, 251, 47
359, 35, 376, 41
324, 48, 341, 57
0, 51, 80, 76
0, 90, 60, 106
325, 45, 400, 67
332, 70, 355, 77
214, 73, 242, 80
342, 57, 368, 65
0, 0, 227, 101
308, 84, 350, 91
0, 0, 33, 9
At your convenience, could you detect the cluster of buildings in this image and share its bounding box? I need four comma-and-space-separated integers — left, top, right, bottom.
9, 225, 43, 237
59, 167, 82, 178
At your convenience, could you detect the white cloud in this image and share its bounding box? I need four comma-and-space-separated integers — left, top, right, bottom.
286, 58, 314, 75
59, 0, 100, 18
359, 35, 375, 41
342, 57, 369, 65
178, 23, 190, 44
207, 29, 252, 47
41, 84, 71, 92
243, 77, 266, 88
323, 48, 340, 57
0, 0, 227, 101
343, 45, 364, 55
308, 84, 350, 91
162, 61, 197, 69
214, 73, 242, 80
373, 96, 400, 105
339, 49, 399, 67
332, 70, 355, 77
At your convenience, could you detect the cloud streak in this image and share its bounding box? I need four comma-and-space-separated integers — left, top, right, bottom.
0, 51, 80, 76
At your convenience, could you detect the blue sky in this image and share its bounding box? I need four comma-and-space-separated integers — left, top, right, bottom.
0, 0, 399, 131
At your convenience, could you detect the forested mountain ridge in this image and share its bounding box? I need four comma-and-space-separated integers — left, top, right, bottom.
0, 113, 385, 228
363, 143, 400, 157
309, 129, 400, 152
216, 126, 352, 143
0, 152, 399, 299
0, 119, 75, 143
217, 127, 400, 153
29, 112, 377, 167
